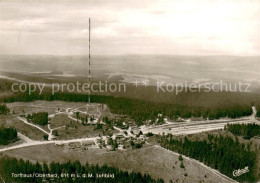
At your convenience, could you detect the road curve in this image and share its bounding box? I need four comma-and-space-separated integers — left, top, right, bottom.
17, 117, 50, 135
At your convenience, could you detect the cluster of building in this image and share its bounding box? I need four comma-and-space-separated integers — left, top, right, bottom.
95, 126, 148, 150
54, 141, 96, 151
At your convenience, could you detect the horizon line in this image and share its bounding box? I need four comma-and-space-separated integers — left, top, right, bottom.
1, 54, 260, 57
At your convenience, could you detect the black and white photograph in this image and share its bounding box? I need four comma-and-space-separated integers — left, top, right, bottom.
0, 0, 259, 182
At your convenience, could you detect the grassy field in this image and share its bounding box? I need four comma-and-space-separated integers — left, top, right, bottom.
53, 120, 117, 140
49, 114, 71, 129
0, 115, 45, 140
1, 144, 232, 183
6, 101, 91, 115
4, 101, 118, 140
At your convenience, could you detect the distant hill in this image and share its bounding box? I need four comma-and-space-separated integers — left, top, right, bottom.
0, 54, 260, 109
0, 55, 259, 89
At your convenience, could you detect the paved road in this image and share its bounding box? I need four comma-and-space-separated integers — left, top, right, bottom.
143, 119, 255, 135
17, 116, 65, 140
142, 109, 258, 135
0, 137, 98, 153
17, 132, 34, 143
17, 117, 50, 135
9, 104, 57, 109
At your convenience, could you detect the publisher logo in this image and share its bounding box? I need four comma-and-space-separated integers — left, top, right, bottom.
233, 166, 249, 177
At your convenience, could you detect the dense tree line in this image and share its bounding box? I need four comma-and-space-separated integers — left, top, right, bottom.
102, 116, 129, 129
0, 156, 164, 183
256, 105, 260, 118
0, 127, 17, 145
1, 92, 253, 126
107, 137, 119, 150
225, 123, 260, 139
26, 112, 48, 126
158, 134, 258, 182
257, 112, 260, 118
0, 104, 9, 114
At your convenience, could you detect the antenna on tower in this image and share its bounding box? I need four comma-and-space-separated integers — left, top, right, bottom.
88, 18, 91, 103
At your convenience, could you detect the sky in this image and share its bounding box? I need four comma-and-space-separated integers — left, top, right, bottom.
0, 0, 259, 56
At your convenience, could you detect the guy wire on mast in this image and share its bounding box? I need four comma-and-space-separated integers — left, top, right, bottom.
88, 18, 91, 104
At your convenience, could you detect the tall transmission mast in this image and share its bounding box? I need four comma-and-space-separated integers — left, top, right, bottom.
88, 18, 91, 103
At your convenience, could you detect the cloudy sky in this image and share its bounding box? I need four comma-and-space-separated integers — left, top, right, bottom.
0, 0, 259, 55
